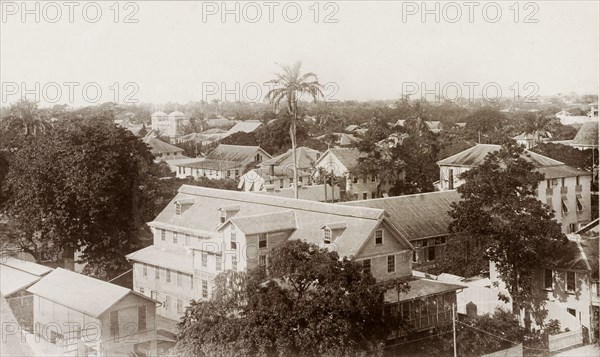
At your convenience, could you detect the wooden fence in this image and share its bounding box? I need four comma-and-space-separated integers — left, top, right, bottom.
548, 328, 583, 352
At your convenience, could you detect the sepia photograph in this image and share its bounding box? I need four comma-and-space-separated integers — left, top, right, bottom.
0, 1, 599, 356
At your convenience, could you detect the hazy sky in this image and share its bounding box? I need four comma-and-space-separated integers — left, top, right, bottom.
1, 1, 598, 106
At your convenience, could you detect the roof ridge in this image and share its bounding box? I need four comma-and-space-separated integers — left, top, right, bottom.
341, 190, 459, 204
177, 185, 384, 220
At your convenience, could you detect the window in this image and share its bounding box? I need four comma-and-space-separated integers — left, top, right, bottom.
362, 192, 368, 200
298, 176, 303, 183
387, 255, 395, 273
165, 296, 171, 310
138, 306, 146, 331
226, 170, 231, 177
232, 256, 238, 271
220, 210, 226, 224
576, 176, 580, 186
353, 177, 358, 184
569, 223, 577, 233
109, 311, 119, 337
185, 234, 190, 245
161, 229, 166, 241
201, 252, 208, 268
142, 264, 147, 277
279, 179, 284, 188
259, 255, 267, 267
202, 280, 208, 298
576, 194, 584, 212
561, 197, 569, 215
413, 251, 418, 263
155, 266, 159, 280
166, 269, 171, 283
362, 259, 371, 275
151, 291, 158, 300
427, 246, 435, 262
543, 269, 553, 290
177, 299, 183, 314
566, 271, 575, 292
173, 232, 178, 244
363, 177, 367, 183
231, 231, 237, 249
175, 202, 182, 216
448, 169, 454, 189
561, 177, 566, 187
216, 256, 222, 271
323, 228, 332, 244
177, 272, 182, 287
567, 308, 576, 317
235, 169, 239, 176
140, 287, 145, 294
375, 230, 383, 245
372, 192, 376, 199
255, 153, 261, 161
372, 175, 376, 183
259, 233, 267, 248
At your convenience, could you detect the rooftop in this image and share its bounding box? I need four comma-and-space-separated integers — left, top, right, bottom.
0, 265, 44, 296
225, 120, 262, 137
384, 277, 465, 303
0, 256, 52, 276
27, 268, 150, 318
256, 184, 341, 202
341, 191, 461, 240
572, 122, 598, 146
142, 137, 185, 155
261, 147, 321, 170
206, 144, 270, 163
126, 245, 194, 274
316, 147, 366, 171
227, 210, 297, 235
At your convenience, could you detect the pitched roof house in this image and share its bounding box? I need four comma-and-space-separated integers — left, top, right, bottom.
554, 122, 599, 150
27, 268, 158, 356
224, 120, 262, 138
341, 191, 461, 271
437, 144, 593, 234
175, 144, 271, 180
142, 137, 185, 159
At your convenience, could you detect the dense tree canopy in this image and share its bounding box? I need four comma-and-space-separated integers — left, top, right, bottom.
446, 143, 567, 325
173, 240, 394, 356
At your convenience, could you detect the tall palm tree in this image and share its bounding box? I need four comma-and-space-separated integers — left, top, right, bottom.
265, 62, 323, 199
2, 99, 48, 136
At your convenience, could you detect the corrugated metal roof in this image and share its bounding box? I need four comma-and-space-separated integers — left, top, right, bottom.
437, 144, 564, 167
26, 268, 132, 317
261, 147, 321, 170
126, 245, 194, 274
143, 137, 184, 155
536, 165, 591, 179
320, 148, 365, 170
341, 191, 461, 240
206, 144, 270, 163
0, 256, 52, 276
0, 265, 42, 296
225, 120, 262, 136
384, 278, 465, 303
228, 210, 297, 235
572, 122, 598, 146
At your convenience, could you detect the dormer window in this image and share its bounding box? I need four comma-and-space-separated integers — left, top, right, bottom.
231, 231, 237, 249
219, 205, 241, 224
220, 210, 226, 224
175, 199, 194, 216
323, 228, 332, 244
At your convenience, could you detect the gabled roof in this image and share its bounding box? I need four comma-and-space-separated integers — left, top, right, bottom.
0, 265, 44, 296
256, 184, 341, 202
151, 111, 167, 117
384, 277, 465, 303
0, 256, 52, 276
143, 137, 185, 155
168, 111, 188, 118
225, 120, 262, 137
150, 186, 394, 258
315, 148, 366, 171
341, 191, 461, 240
261, 147, 321, 170
345, 124, 361, 132
226, 210, 297, 235
243, 167, 311, 181
206, 144, 271, 163
553, 219, 599, 279
27, 268, 153, 318
126, 245, 194, 274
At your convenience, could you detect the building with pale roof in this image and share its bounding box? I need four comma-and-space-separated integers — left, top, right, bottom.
27, 268, 159, 356
142, 136, 186, 160
553, 122, 599, 150
151, 111, 190, 138
126, 185, 464, 334
437, 144, 592, 233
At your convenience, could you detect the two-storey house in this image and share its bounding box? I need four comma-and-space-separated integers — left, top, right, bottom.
175, 144, 272, 180
313, 148, 400, 200
437, 144, 592, 233
142, 136, 186, 160
126, 185, 464, 338
341, 190, 461, 273
27, 268, 158, 357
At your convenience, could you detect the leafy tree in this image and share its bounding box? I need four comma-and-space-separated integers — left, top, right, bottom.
448, 143, 567, 327
3, 118, 157, 279
1, 99, 50, 136
265, 62, 324, 199
531, 143, 597, 171
220, 131, 259, 146
255, 118, 309, 156
173, 240, 393, 356
464, 108, 511, 144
